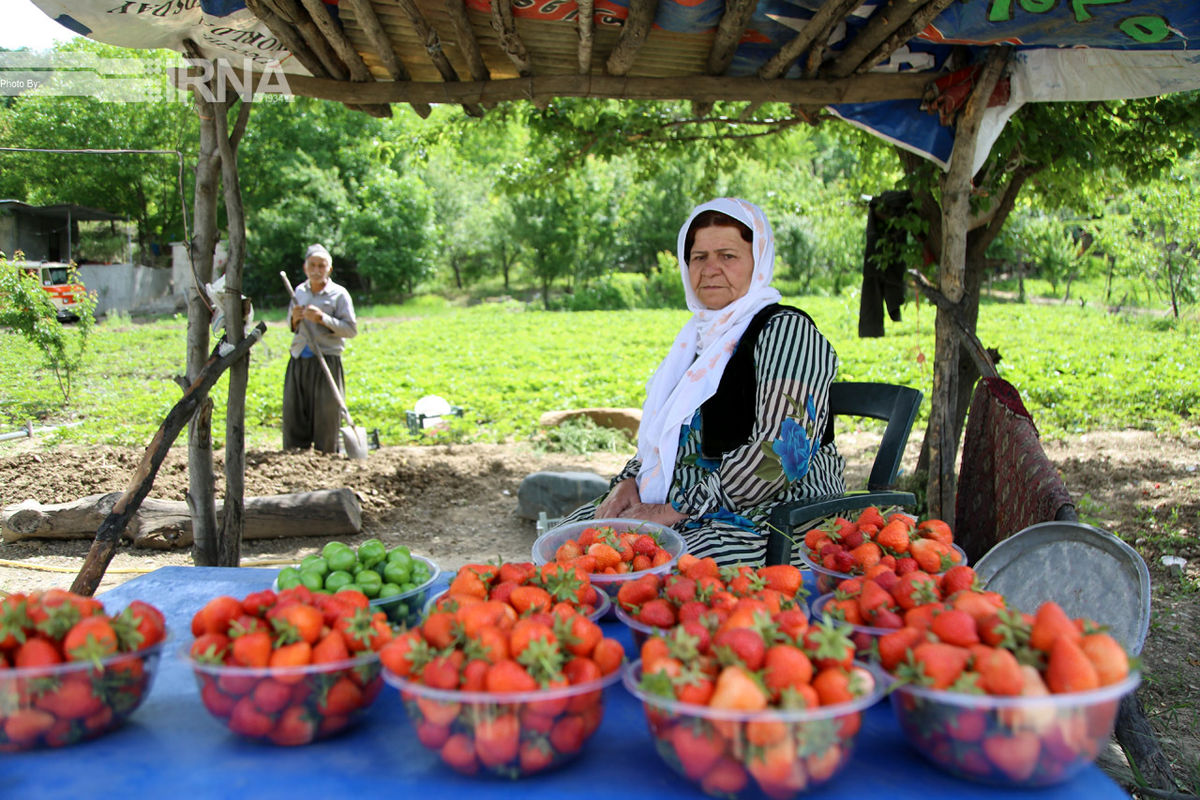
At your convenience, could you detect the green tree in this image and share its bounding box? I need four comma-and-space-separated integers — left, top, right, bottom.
0, 40, 198, 264
0, 256, 98, 404
343, 168, 433, 296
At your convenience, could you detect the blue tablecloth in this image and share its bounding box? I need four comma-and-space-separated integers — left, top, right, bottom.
0, 567, 1130, 799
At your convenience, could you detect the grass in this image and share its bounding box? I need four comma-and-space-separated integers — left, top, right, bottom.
1, 295, 1197, 452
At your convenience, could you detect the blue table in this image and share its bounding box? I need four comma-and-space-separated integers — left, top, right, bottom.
0, 567, 1130, 799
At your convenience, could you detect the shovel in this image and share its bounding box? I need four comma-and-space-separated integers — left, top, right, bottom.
280, 271, 368, 460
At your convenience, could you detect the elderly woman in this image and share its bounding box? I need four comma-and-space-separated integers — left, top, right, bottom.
560, 198, 844, 565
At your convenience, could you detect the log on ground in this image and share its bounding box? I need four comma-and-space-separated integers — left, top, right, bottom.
2, 489, 362, 548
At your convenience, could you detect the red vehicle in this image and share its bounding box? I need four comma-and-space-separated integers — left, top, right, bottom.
19, 262, 86, 322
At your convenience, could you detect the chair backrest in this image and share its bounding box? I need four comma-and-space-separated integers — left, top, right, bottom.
828, 382, 923, 491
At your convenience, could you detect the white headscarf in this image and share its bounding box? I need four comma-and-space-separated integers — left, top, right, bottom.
634, 198, 782, 504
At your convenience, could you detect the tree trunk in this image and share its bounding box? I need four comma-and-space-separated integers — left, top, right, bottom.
924, 47, 1009, 524
212, 97, 254, 568
188, 85, 221, 567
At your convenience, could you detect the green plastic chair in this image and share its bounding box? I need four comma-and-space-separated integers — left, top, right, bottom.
764, 382, 923, 566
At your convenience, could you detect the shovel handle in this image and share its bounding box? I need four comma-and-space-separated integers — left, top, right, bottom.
280, 271, 355, 427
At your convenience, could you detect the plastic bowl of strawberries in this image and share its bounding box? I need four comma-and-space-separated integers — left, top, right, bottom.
613, 556, 811, 651
530, 518, 686, 601
184, 585, 391, 746
0, 589, 168, 751
797, 507, 968, 595
380, 589, 626, 777
623, 615, 886, 799
425, 561, 611, 622
882, 598, 1141, 787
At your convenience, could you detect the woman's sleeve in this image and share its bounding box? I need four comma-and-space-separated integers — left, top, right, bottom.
674, 313, 840, 515
610, 457, 641, 489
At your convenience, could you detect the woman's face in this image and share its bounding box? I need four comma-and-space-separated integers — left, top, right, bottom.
687, 224, 754, 310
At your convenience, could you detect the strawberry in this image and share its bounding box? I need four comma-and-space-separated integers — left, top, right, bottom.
930, 608, 980, 647
230, 630, 272, 668
908, 641, 970, 689
1045, 636, 1100, 693
708, 665, 768, 712
713, 627, 766, 671
761, 644, 813, 700
62, 615, 118, 664
669, 722, 725, 780
974, 645, 1024, 696
877, 626, 923, 672
983, 731, 1041, 782
1029, 601, 1081, 653
1079, 632, 1131, 686
909, 538, 958, 573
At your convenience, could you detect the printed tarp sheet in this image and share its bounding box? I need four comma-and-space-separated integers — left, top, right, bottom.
28, 0, 1200, 170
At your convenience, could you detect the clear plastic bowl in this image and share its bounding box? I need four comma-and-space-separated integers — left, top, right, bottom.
798, 543, 968, 595
622, 658, 886, 798
274, 554, 440, 627
185, 649, 383, 746
383, 666, 621, 777
530, 518, 687, 599
809, 593, 895, 661
370, 554, 441, 627
0, 640, 166, 751
889, 672, 1141, 786
423, 585, 611, 622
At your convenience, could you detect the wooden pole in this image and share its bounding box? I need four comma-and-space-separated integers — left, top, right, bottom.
925, 46, 1009, 524
183, 47, 222, 567
212, 96, 253, 567
69, 323, 267, 596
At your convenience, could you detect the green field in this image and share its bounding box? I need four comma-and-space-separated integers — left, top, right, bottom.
1, 297, 1197, 450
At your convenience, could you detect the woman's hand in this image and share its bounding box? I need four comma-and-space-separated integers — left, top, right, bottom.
624, 502, 687, 528
596, 478, 639, 519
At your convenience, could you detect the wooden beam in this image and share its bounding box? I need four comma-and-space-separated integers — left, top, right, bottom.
925, 45, 1009, 525
707, 0, 757, 76
443, 0, 491, 82
489, 0, 533, 77
261, 0, 349, 80
855, 0, 956, 75
759, 0, 865, 80
218, 70, 933, 105
298, 0, 373, 80
340, 0, 433, 117
606, 0, 659, 77
388, 0, 485, 116
576, 0, 595, 74
826, 0, 933, 79
296, 0, 392, 117
243, 0, 337, 81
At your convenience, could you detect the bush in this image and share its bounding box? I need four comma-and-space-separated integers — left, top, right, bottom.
567, 272, 644, 310
0, 256, 98, 405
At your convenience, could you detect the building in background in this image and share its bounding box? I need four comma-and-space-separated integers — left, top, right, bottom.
1, 200, 175, 317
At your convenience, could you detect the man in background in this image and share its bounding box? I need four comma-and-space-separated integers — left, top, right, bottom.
283, 244, 357, 453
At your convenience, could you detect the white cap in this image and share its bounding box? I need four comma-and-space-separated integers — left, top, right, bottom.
305, 244, 331, 262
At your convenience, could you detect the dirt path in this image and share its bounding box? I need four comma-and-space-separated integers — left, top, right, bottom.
1, 431, 1197, 793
